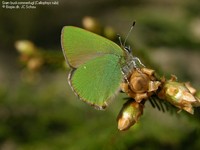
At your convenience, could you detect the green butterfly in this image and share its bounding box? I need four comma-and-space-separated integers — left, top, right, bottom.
61, 25, 143, 110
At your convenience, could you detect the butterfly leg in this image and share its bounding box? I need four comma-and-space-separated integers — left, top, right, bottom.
132, 57, 145, 68
121, 66, 131, 85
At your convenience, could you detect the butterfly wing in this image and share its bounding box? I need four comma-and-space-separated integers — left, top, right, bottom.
69, 54, 122, 109
61, 26, 124, 68
61, 26, 126, 109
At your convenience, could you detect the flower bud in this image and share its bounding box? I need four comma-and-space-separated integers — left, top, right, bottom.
117, 100, 143, 131
120, 68, 161, 103
158, 81, 198, 114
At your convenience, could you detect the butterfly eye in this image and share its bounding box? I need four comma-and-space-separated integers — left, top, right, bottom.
124, 46, 132, 54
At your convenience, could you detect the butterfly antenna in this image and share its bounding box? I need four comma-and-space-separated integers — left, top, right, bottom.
123, 21, 136, 46
117, 34, 123, 48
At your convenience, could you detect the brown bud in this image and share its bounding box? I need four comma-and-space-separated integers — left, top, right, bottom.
117, 100, 143, 131
120, 68, 161, 103
158, 81, 198, 114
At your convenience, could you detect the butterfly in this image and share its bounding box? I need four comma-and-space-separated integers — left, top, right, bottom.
61, 23, 143, 110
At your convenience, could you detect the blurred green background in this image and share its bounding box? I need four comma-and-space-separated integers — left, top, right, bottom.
0, 0, 200, 149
